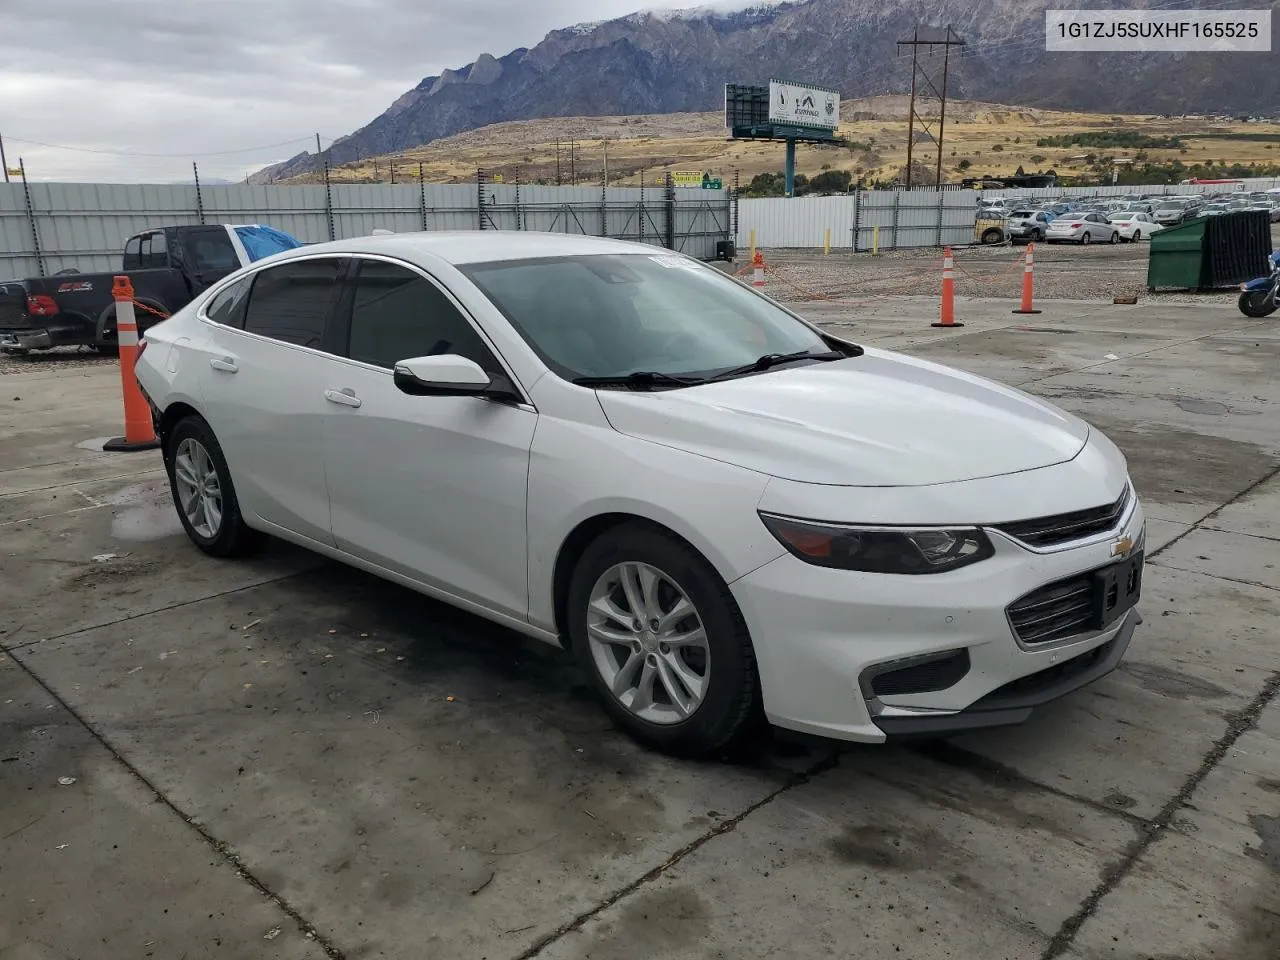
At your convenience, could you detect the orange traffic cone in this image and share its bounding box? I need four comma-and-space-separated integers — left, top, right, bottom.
1012, 243, 1042, 315
103, 276, 161, 453
752, 250, 766, 287
931, 246, 964, 328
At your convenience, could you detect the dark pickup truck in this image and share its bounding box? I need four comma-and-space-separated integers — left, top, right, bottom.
0, 224, 301, 354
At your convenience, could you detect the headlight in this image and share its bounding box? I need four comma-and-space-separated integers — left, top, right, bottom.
759, 513, 995, 574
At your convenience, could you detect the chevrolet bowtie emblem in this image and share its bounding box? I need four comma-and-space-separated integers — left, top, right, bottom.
1112, 536, 1135, 558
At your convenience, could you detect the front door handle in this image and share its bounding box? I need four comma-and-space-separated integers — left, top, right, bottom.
209, 357, 238, 373
324, 388, 362, 408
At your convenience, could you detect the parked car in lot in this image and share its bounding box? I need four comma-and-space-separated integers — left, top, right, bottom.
134, 232, 1146, 756
0, 224, 301, 354
1004, 209, 1053, 243
1195, 203, 1232, 219
1151, 201, 1191, 227
1107, 211, 1164, 242
1045, 212, 1121, 245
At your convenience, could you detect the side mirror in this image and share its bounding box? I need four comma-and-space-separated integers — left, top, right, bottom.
393, 354, 520, 403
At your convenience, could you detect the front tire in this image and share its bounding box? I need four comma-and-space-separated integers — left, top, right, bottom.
1109, 231, 1120, 244
567, 522, 760, 757
1238, 289, 1278, 318
164, 416, 263, 557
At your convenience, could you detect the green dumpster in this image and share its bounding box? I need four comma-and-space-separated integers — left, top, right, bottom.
1147, 217, 1208, 291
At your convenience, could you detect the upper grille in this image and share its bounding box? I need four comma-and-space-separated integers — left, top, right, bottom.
994, 485, 1130, 549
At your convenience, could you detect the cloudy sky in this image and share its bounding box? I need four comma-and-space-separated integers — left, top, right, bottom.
0, 0, 745, 183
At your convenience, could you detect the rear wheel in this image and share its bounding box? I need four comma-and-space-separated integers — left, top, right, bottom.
1132, 230, 1142, 242
980, 228, 1003, 245
1081, 232, 1092, 245
164, 415, 263, 557
567, 522, 761, 757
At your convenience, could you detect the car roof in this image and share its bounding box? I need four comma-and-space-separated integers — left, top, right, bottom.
265, 231, 666, 266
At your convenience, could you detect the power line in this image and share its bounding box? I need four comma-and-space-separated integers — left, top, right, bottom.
0, 134, 330, 159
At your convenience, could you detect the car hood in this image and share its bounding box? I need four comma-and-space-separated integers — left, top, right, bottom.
596, 349, 1090, 487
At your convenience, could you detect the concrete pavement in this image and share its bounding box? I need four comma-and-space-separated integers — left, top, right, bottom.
1, 297, 1276, 960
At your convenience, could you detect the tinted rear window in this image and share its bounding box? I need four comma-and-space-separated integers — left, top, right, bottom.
243, 259, 345, 349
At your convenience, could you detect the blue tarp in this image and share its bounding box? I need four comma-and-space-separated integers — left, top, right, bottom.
235, 225, 303, 262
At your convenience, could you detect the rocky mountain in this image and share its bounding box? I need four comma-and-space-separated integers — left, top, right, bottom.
252, 0, 1280, 182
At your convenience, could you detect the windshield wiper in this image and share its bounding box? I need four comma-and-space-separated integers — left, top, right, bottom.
572, 370, 707, 390
708, 349, 845, 382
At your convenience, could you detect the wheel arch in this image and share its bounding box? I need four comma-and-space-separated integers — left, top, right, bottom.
550, 512, 726, 648
156, 400, 204, 455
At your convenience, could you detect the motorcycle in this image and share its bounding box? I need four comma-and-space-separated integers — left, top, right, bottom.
1238, 251, 1280, 318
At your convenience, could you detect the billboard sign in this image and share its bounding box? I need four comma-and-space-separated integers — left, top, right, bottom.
768, 80, 840, 131
673, 171, 723, 189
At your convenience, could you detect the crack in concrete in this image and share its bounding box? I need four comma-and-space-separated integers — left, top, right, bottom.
1201, 525, 1280, 544
1148, 561, 1280, 596
2, 568, 316, 652
1, 643, 346, 960
513, 750, 841, 959
1040, 670, 1280, 960
1146, 463, 1280, 564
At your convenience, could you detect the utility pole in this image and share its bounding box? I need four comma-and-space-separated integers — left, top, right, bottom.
603, 140, 609, 188
315, 132, 324, 184
0, 132, 9, 183
897, 26, 966, 190
555, 139, 562, 186
570, 140, 577, 185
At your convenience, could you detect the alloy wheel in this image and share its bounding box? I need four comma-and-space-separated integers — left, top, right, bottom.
173, 437, 223, 539
586, 562, 709, 725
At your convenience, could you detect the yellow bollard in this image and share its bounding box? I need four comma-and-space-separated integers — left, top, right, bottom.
872, 225, 880, 256
749, 228, 757, 261
824, 227, 831, 256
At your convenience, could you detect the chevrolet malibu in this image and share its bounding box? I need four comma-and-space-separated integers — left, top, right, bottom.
134, 233, 1145, 757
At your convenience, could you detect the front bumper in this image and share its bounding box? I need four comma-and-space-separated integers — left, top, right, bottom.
730, 496, 1146, 743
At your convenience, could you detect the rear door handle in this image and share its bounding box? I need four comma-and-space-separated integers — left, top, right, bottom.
209, 357, 238, 373
324, 388, 362, 408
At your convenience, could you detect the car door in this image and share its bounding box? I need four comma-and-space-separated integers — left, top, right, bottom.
198, 256, 348, 546
321, 256, 537, 620
180, 226, 246, 293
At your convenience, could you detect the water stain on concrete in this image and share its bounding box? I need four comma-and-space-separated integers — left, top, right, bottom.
829, 824, 930, 871
104, 481, 185, 542
578, 886, 711, 957
1257, 778, 1280, 795
1174, 397, 1231, 416
1117, 661, 1232, 701
1245, 813, 1279, 875
1048, 418, 1279, 507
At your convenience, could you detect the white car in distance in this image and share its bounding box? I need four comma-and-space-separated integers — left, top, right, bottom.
1107, 211, 1164, 242
133, 233, 1146, 757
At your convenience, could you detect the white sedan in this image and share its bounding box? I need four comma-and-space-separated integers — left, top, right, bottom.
134, 233, 1145, 756
1107, 211, 1164, 242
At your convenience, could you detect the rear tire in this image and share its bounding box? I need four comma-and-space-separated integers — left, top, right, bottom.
164, 415, 264, 557
1132, 230, 1142, 242
567, 522, 761, 757
1081, 233, 1092, 245
980, 228, 1003, 245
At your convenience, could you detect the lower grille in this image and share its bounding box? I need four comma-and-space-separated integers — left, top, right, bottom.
972, 635, 1121, 709
1007, 573, 1094, 645
868, 650, 971, 697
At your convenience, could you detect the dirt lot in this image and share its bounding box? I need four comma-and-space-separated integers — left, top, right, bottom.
752, 223, 1280, 306
1, 297, 1278, 960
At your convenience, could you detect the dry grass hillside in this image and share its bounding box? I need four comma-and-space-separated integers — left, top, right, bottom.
277, 97, 1280, 187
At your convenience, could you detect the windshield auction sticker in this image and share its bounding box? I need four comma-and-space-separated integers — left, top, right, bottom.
1046, 9, 1271, 51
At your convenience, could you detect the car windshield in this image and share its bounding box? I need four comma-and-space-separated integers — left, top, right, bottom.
1010, 210, 1037, 218
460, 253, 839, 383
1112, 212, 1138, 220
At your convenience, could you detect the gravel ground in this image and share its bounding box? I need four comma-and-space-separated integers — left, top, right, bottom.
0, 346, 112, 376
735, 223, 1280, 306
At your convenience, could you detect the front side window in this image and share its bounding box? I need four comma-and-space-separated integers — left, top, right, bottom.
346, 260, 499, 372
243, 258, 345, 349
461, 254, 832, 382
